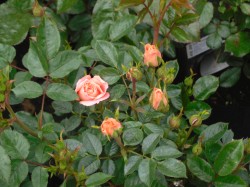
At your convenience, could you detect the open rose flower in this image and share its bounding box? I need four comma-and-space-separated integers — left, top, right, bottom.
149, 88, 169, 112
101, 118, 122, 137
75, 75, 110, 106
144, 44, 162, 67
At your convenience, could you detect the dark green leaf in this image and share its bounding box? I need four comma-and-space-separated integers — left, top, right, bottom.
142, 134, 160, 155
0, 129, 30, 159
157, 158, 187, 178
193, 75, 219, 100
124, 155, 142, 175
102, 159, 115, 175
35, 142, 53, 163
52, 101, 72, 115
225, 32, 250, 57
64, 139, 86, 157
207, 33, 222, 49
81, 133, 102, 156
167, 84, 181, 98
8, 160, 28, 187
171, 27, 193, 43
85, 172, 112, 187
218, 24, 230, 38
199, 2, 214, 29
118, 0, 145, 9
200, 122, 228, 143
152, 146, 183, 160
22, 41, 47, 77
123, 121, 142, 129
175, 13, 199, 26
214, 175, 247, 187
123, 128, 143, 146
78, 156, 100, 175
99, 67, 120, 85
185, 101, 211, 120
129, 81, 150, 93
14, 72, 32, 86
31, 167, 48, 187
124, 173, 147, 187
95, 40, 118, 67
214, 140, 244, 176
49, 51, 82, 78
110, 15, 137, 41
138, 159, 156, 186
46, 83, 78, 101
143, 123, 164, 137
68, 14, 91, 31
57, 0, 78, 13
0, 4, 32, 45
37, 17, 60, 60
0, 43, 16, 69
220, 67, 241, 88
12, 81, 43, 99
110, 84, 126, 100
62, 115, 81, 132
240, 3, 250, 16
204, 142, 222, 163
187, 156, 215, 182
0, 145, 11, 183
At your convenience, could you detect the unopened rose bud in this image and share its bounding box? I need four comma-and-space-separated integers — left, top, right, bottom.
149, 88, 169, 113
156, 65, 166, 79
192, 143, 202, 156
169, 116, 181, 129
184, 76, 193, 87
143, 44, 162, 67
126, 67, 143, 81
189, 114, 202, 127
164, 73, 175, 84
32, 0, 44, 17
101, 118, 122, 137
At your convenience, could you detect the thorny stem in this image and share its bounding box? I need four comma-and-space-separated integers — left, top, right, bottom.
153, 1, 173, 45
121, 76, 132, 104
25, 160, 48, 168
38, 76, 49, 130
10, 64, 27, 72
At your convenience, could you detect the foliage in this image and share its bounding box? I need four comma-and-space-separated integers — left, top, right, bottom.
0, 0, 249, 187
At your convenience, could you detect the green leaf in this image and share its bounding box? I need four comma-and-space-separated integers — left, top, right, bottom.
124, 173, 147, 187
200, 122, 228, 143
187, 156, 215, 182
95, 40, 118, 67
143, 123, 164, 136
8, 160, 28, 187
0, 129, 30, 159
57, 0, 78, 13
49, 51, 82, 78
157, 158, 187, 178
81, 133, 102, 156
110, 15, 137, 41
152, 146, 183, 160
68, 14, 91, 31
167, 84, 181, 98
0, 43, 16, 69
85, 172, 112, 187
129, 81, 150, 93
52, 101, 72, 115
0, 145, 11, 183
62, 115, 81, 132
124, 155, 142, 175
99, 67, 121, 85
240, 3, 250, 16
7, 0, 34, 11
193, 75, 219, 100
218, 24, 230, 38
214, 175, 247, 187
225, 32, 250, 57
207, 33, 222, 49
31, 167, 48, 187
35, 142, 53, 163
37, 17, 61, 60
138, 159, 156, 187
46, 83, 78, 101
110, 84, 126, 100
171, 27, 193, 43
118, 0, 145, 9
214, 140, 244, 176
0, 4, 32, 45
123, 128, 144, 146
64, 139, 86, 157
175, 13, 199, 26
220, 67, 241, 88
199, 2, 214, 29
23, 41, 47, 77
142, 134, 160, 155
14, 72, 32, 86
204, 142, 222, 163
78, 156, 100, 175
12, 81, 43, 99
185, 101, 211, 120
102, 159, 115, 175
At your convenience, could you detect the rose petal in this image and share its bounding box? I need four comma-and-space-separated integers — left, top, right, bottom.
79, 92, 110, 106
75, 75, 91, 92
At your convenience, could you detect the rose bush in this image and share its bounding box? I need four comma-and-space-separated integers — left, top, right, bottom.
0, 0, 249, 187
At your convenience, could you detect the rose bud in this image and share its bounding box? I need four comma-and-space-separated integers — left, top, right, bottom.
32, 0, 44, 17
169, 115, 181, 129
143, 44, 162, 67
75, 75, 110, 106
149, 88, 169, 112
189, 114, 202, 127
126, 67, 143, 81
101, 118, 122, 137
192, 143, 203, 156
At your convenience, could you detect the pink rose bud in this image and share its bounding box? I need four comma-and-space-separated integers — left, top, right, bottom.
75, 75, 110, 106
149, 88, 169, 112
101, 118, 122, 137
143, 44, 162, 67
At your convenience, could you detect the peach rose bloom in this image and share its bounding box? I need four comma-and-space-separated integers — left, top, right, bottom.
144, 44, 162, 67
101, 118, 122, 136
75, 75, 110, 106
149, 88, 168, 110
